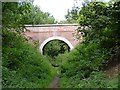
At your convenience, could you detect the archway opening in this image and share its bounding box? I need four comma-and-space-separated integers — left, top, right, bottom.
40, 36, 73, 67
40, 36, 74, 54
43, 39, 70, 58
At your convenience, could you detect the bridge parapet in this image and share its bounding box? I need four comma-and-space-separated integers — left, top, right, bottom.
25, 24, 79, 32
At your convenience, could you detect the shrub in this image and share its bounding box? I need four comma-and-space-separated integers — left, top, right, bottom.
2, 30, 55, 88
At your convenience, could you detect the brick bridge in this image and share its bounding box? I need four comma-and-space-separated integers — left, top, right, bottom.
24, 24, 83, 53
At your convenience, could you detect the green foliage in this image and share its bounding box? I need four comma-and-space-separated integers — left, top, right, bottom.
57, 43, 118, 88
57, 41, 109, 77
65, 6, 79, 23
60, 71, 118, 88
78, 2, 120, 47
21, 5, 55, 25
2, 1, 119, 88
56, 1, 120, 88
2, 30, 55, 88
43, 40, 70, 58
58, 20, 72, 24
2, 2, 23, 30
20, 2, 55, 24
2, 2, 56, 31
2, 1, 57, 88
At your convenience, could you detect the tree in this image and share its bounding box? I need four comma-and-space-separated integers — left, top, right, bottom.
43, 40, 70, 58
65, 6, 79, 23
78, 1, 120, 48
64, 0, 90, 23
2, 1, 56, 32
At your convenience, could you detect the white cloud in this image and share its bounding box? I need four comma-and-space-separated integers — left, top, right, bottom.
33, 0, 75, 21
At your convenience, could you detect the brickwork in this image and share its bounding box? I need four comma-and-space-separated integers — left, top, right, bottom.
24, 24, 82, 53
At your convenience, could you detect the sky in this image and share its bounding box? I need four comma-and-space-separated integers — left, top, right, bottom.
33, 0, 76, 21
33, 0, 110, 21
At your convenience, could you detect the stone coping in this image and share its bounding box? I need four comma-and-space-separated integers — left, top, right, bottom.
25, 24, 79, 27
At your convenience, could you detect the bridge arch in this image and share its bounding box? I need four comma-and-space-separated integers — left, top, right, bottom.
40, 36, 74, 54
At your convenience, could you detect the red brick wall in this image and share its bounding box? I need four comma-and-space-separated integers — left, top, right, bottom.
24, 24, 81, 49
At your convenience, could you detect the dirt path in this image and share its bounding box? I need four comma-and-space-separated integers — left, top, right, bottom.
48, 76, 60, 88
103, 47, 120, 78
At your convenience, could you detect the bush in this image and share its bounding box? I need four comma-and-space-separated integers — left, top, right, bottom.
56, 39, 113, 88
2, 30, 55, 88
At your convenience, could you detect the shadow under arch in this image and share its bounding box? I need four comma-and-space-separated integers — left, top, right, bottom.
39, 36, 74, 54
